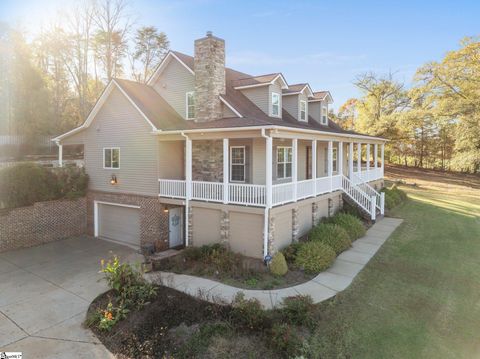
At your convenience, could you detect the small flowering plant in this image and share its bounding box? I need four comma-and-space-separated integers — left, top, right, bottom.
97, 301, 129, 331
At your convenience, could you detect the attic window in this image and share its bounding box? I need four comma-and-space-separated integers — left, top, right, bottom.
321, 106, 328, 125
300, 100, 307, 121
186, 91, 195, 119
271, 92, 280, 117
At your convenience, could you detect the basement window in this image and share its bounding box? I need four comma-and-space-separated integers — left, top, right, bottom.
104, 148, 120, 169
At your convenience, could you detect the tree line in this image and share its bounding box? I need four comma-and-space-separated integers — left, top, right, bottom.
0, 0, 169, 151
333, 37, 480, 173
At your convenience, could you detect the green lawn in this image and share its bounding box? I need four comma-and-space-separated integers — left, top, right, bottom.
305, 172, 480, 358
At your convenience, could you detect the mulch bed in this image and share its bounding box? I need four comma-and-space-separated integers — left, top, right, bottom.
87, 286, 232, 358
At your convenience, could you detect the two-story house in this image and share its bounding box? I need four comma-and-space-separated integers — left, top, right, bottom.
53, 32, 386, 260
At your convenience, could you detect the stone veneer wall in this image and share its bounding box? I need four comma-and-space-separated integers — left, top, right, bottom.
194, 32, 225, 122
0, 198, 87, 253
87, 191, 176, 252
192, 140, 223, 182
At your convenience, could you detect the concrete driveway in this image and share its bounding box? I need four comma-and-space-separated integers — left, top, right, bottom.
0, 237, 138, 358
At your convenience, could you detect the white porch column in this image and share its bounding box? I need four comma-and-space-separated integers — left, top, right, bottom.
292, 138, 298, 201
312, 140, 317, 195
349, 142, 354, 178
327, 141, 333, 191
185, 137, 192, 246
223, 138, 229, 204
265, 137, 273, 207
57, 143, 63, 167
366, 143, 370, 174
381, 143, 385, 176
374, 144, 378, 169
264, 136, 273, 258
338, 141, 343, 176
357, 142, 362, 174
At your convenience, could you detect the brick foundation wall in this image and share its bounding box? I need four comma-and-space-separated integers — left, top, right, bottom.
0, 198, 87, 253
87, 191, 179, 252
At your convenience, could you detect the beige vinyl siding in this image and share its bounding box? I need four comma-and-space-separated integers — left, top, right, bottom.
317, 142, 328, 177
158, 141, 184, 179
81, 87, 159, 196
192, 207, 222, 246
297, 140, 308, 180
274, 209, 293, 250
297, 204, 312, 237
240, 86, 269, 115
252, 137, 266, 184
152, 58, 195, 119
309, 101, 321, 124
230, 211, 263, 258
282, 95, 298, 120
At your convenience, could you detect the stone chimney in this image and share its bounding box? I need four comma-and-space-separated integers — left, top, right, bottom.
194, 31, 225, 122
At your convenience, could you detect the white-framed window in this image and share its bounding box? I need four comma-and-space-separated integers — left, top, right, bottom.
300, 100, 307, 121
186, 91, 195, 119
103, 147, 120, 169
277, 146, 292, 179
230, 146, 245, 182
271, 92, 280, 117
321, 106, 328, 125
333, 148, 338, 172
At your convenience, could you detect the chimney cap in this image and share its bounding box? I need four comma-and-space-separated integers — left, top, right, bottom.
206, 31, 213, 37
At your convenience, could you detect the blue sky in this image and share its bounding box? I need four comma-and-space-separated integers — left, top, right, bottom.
1, 0, 479, 110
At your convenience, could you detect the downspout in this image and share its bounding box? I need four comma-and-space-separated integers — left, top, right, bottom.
261, 128, 271, 260
181, 132, 191, 247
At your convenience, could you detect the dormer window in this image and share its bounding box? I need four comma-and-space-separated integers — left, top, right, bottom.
186, 91, 195, 119
321, 106, 328, 125
271, 92, 280, 117
300, 100, 307, 121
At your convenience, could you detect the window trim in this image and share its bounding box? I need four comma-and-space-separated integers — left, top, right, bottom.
277, 146, 293, 179
103, 147, 120, 169
271, 92, 281, 118
230, 146, 246, 183
299, 100, 307, 122
186, 91, 195, 120
321, 105, 328, 125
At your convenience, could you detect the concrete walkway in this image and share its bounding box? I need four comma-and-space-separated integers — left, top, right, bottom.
146, 217, 403, 309
0, 237, 139, 358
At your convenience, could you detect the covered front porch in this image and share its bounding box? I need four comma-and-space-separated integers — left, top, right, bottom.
157, 129, 385, 208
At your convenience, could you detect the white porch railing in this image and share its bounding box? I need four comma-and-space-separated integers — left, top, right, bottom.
353, 167, 383, 184
158, 172, 382, 218
351, 172, 384, 214
159, 179, 186, 199
341, 175, 377, 220
192, 181, 223, 202
229, 183, 266, 206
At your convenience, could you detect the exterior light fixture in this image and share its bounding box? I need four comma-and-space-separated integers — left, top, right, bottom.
110, 174, 117, 185
163, 206, 169, 213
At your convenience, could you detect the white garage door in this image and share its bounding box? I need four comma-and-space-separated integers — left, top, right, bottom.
98, 203, 140, 247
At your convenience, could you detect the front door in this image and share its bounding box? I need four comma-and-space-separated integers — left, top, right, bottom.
169, 207, 183, 248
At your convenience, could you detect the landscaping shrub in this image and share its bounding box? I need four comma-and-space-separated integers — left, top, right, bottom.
269, 252, 288, 276
281, 242, 302, 264
309, 223, 351, 255
270, 323, 303, 357
295, 241, 336, 274
382, 185, 407, 210
281, 295, 314, 326
100, 256, 157, 310
326, 212, 366, 240
231, 292, 269, 331
0, 163, 88, 209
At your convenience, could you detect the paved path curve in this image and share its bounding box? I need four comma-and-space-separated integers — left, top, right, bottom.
146, 218, 403, 309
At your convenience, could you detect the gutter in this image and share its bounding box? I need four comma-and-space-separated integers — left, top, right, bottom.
153, 125, 387, 142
